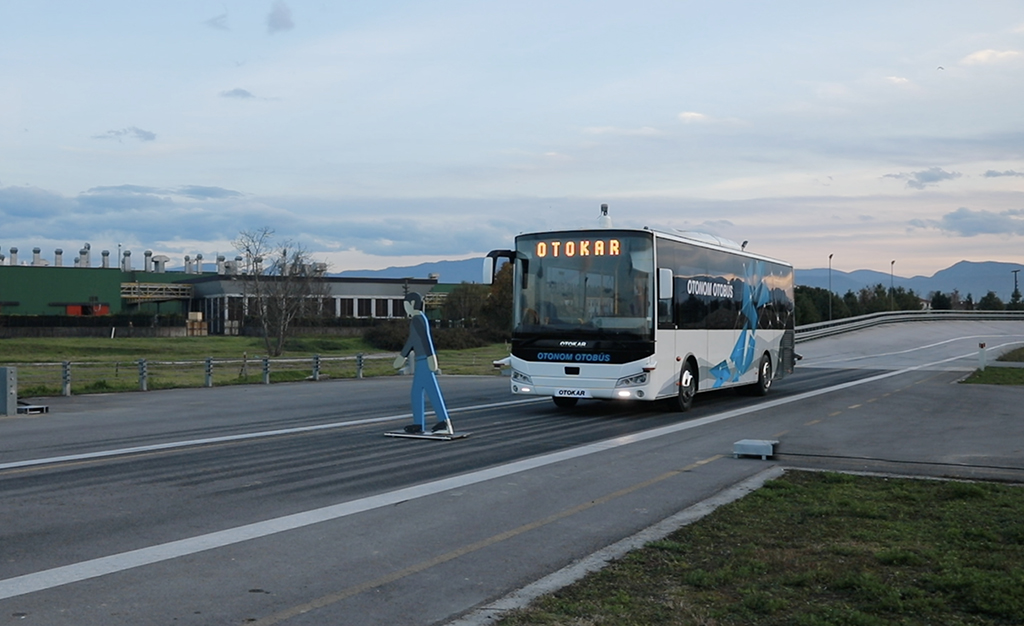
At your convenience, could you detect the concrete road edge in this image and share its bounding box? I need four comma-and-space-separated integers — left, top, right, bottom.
445, 464, 786, 626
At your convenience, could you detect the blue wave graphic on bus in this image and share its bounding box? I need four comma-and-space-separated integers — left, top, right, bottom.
710, 261, 768, 388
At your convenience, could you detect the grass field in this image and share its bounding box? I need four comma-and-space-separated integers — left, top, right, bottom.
500, 471, 1024, 626
997, 347, 1024, 362
963, 368, 1024, 385
0, 336, 510, 396
962, 346, 1024, 385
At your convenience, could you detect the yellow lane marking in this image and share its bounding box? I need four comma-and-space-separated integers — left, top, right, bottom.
248, 454, 725, 625
805, 419, 821, 426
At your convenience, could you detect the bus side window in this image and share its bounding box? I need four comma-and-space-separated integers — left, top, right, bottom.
657, 268, 674, 328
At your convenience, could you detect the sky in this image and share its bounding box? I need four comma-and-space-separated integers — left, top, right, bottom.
1, 1, 1022, 279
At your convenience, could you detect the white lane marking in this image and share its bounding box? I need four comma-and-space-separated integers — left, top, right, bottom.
807, 334, 1024, 366
0, 398, 546, 472
0, 348, 989, 600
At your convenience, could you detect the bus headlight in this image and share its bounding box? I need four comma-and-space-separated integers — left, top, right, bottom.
511, 370, 533, 385
615, 372, 649, 388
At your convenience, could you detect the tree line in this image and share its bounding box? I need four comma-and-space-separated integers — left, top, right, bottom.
234, 228, 515, 355
795, 283, 1024, 325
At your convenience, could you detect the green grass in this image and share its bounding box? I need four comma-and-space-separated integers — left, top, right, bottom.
0, 336, 511, 396
962, 368, 1024, 385
960, 346, 1024, 385
0, 335, 377, 362
500, 471, 1024, 626
997, 347, 1024, 362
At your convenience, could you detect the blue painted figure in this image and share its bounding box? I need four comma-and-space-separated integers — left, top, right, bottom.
393, 292, 452, 434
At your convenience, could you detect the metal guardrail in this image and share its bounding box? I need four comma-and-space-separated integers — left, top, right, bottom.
794, 310, 1024, 343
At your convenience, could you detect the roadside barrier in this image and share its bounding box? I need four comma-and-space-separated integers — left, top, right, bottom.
3, 350, 505, 397
794, 310, 1024, 343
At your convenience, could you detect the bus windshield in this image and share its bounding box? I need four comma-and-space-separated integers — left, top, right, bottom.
514, 231, 654, 340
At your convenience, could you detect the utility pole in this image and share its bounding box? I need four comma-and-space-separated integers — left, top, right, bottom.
890, 260, 895, 311
828, 253, 833, 321
1013, 269, 1020, 294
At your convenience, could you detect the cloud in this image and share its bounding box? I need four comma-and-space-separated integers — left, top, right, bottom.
983, 169, 1024, 178
885, 76, 910, 85
678, 111, 709, 123
205, 12, 228, 30
78, 186, 175, 212
177, 186, 244, 199
91, 127, 156, 142
266, 1, 294, 34
882, 167, 961, 190
909, 207, 1024, 236
0, 185, 72, 218
220, 88, 256, 99
961, 49, 1022, 65
582, 126, 662, 136
86, 184, 163, 195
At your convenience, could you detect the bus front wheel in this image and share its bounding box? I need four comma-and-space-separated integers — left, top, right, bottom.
552, 396, 579, 409
676, 364, 697, 412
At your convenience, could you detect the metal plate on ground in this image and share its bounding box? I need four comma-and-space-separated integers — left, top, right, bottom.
17, 403, 49, 414
733, 439, 779, 460
385, 430, 471, 441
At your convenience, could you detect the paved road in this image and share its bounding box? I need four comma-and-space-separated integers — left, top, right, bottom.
0, 320, 1022, 625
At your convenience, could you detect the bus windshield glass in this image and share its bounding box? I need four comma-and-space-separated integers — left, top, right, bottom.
514, 231, 654, 339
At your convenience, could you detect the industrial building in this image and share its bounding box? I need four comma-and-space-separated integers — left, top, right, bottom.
0, 244, 439, 334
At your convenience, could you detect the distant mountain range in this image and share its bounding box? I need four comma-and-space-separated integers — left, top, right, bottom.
796, 261, 1023, 301
336, 259, 1024, 300
335, 259, 486, 284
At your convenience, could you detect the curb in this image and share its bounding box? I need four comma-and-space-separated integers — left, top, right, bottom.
445, 465, 786, 626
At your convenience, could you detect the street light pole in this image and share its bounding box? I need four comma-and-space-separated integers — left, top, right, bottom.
828, 253, 834, 321
890, 260, 896, 311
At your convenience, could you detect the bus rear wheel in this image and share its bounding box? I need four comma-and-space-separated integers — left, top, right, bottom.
750, 353, 772, 396
675, 363, 697, 412
552, 396, 579, 409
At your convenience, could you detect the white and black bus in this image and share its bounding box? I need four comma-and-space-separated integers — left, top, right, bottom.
485, 207, 795, 410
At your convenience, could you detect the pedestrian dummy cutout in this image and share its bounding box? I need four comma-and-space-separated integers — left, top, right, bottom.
385, 293, 469, 441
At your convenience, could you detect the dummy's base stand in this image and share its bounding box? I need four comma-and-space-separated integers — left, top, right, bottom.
385, 430, 471, 441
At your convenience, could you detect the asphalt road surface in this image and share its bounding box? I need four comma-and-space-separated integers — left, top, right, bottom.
1, 320, 1022, 625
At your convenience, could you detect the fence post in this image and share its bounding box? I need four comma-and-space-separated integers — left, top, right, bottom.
205, 357, 214, 388
0, 367, 15, 416
138, 358, 148, 391
62, 361, 72, 397
356, 353, 364, 379
313, 354, 321, 381
262, 357, 270, 384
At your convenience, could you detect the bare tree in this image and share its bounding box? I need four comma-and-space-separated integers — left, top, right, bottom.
234, 227, 329, 356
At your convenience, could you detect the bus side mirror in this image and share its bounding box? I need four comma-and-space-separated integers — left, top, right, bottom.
482, 257, 494, 285
483, 249, 515, 285
658, 268, 673, 300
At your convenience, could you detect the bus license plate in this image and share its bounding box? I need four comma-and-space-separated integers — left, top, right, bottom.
556, 389, 590, 399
